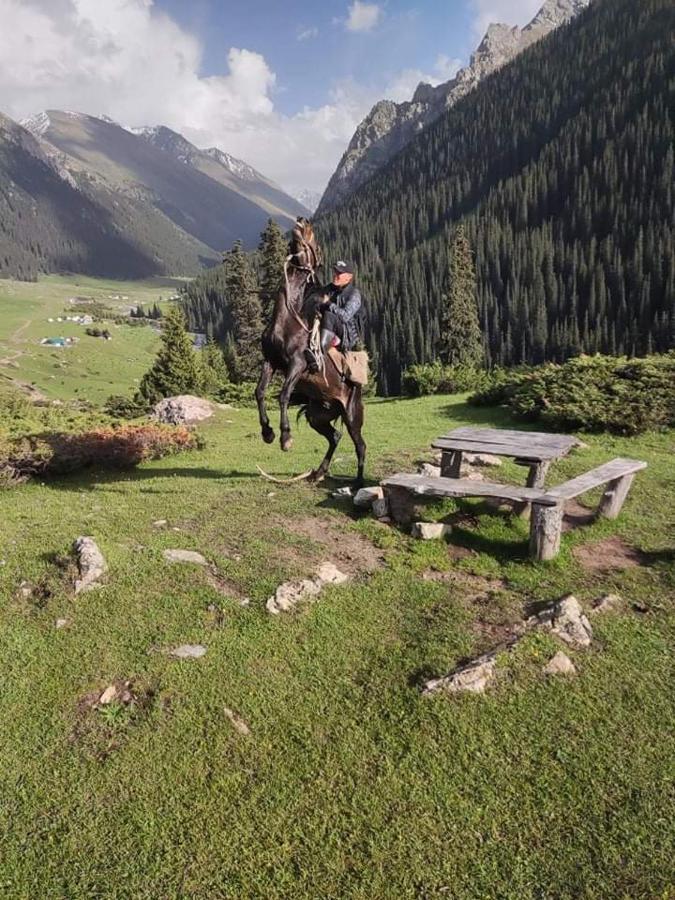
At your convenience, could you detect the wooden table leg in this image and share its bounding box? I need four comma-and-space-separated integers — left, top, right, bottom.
597, 473, 635, 519
516, 459, 551, 517
530, 502, 564, 561
441, 450, 463, 478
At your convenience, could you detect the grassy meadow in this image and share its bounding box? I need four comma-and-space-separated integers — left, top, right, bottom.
0, 277, 674, 898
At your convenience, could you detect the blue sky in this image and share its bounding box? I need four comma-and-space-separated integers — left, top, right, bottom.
157, 0, 477, 117
0, 0, 542, 196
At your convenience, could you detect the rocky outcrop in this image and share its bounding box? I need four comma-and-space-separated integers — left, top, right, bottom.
73, 536, 107, 594
317, 0, 589, 213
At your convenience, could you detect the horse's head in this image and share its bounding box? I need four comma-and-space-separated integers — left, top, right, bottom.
288, 217, 323, 277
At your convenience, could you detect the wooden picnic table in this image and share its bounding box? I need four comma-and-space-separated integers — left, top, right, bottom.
432, 426, 581, 490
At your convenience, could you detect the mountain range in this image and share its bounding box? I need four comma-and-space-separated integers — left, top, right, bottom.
317, 0, 590, 214
0, 111, 307, 280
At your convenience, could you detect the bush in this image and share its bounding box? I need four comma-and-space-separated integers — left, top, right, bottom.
469, 353, 675, 435
0, 424, 200, 482
215, 381, 257, 407
402, 362, 492, 397
104, 395, 150, 419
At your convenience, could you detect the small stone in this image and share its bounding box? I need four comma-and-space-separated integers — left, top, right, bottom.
530, 595, 593, 648
169, 644, 207, 659
18, 581, 34, 599
411, 522, 452, 540
98, 685, 118, 705
163, 549, 208, 566
353, 486, 384, 509
223, 707, 251, 736
267, 562, 349, 614
55, 618, 69, 629
592, 593, 622, 614
73, 536, 107, 594
423, 653, 497, 695
418, 463, 441, 478
266, 492, 276, 498
372, 497, 389, 518
153, 519, 167, 527
543, 651, 576, 676
316, 562, 349, 585
464, 453, 502, 468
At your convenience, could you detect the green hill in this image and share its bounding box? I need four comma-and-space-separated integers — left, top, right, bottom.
317, 0, 675, 394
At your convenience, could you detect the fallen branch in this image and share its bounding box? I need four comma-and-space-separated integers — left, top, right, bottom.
256, 465, 313, 485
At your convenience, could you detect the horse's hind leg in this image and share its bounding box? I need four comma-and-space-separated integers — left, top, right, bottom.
342, 389, 366, 489
305, 403, 342, 482
255, 360, 275, 444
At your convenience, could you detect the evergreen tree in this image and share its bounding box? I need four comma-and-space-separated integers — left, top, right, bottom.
258, 218, 288, 321
438, 226, 483, 368
200, 339, 230, 397
138, 306, 202, 403
224, 240, 263, 382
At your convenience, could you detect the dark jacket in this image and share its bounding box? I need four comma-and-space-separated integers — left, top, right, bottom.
323, 282, 362, 350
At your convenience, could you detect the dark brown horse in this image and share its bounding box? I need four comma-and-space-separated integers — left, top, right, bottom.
255, 218, 366, 487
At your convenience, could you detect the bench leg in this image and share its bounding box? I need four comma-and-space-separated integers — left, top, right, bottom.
383, 485, 416, 526
530, 503, 564, 561
441, 450, 462, 478
597, 473, 635, 519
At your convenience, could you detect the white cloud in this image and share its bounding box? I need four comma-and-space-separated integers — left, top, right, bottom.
0, 0, 437, 197
345, 1, 382, 32
297, 25, 319, 41
469, 0, 543, 37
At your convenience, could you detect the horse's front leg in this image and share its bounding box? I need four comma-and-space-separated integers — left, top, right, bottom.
278, 359, 305, 452
255, 360, 276, 444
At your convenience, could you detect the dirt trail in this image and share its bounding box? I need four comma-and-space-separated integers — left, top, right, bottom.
0, 318, 33, 366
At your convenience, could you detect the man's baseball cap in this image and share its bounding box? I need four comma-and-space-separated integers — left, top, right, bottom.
333, 259, 355, 275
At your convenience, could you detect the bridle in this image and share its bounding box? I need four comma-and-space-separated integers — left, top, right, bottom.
283, 231, 321, 333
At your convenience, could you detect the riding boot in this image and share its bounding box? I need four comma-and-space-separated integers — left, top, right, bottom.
304, 329, 338, 374
320, 329, 339, 353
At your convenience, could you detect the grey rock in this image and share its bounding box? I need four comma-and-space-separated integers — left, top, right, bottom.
543, 651, 576, 676
152, 519, 168, 527
318, 0, 589, 213
223, 706, 251, 736
418, 463, 441, 478
73, 536, 107, 594
423, 652, 497, 695
169, 644, 207, 659
98, 684, 119, 705
372, 496, 389, 519
411, 522, 452, 540
332, 486, 353, 499
529, 595, 593, 648
163, 549, 208, 566
267, 562, 349, 615
464, 452, 502, 467
353, 486, 383, 508
152, 394, 213, 425
55, 618, 69, 629
592, 593, 622, 614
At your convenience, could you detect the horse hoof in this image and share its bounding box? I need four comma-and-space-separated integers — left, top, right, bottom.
262, 427, 275, 444
308, 469, 325, 484
281, 435, 293, 452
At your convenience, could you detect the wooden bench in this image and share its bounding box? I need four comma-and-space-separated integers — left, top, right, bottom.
381, 458, 646, 561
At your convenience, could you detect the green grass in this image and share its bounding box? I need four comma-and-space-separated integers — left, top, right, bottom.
1, 383, 674, 898
0, 274, 184, 403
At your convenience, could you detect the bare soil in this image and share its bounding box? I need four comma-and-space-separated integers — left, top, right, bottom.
573, 536, 644, 572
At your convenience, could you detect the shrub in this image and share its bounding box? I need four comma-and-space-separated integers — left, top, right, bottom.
469, 353, 675, 435
0, 424, 200, 482
215, 381, 257, 407
402, 362, 492, 397
104, 395, 150, 419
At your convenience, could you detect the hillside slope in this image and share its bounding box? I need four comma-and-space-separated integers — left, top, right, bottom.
317, 0, 674, 394
317, 0, 589, 214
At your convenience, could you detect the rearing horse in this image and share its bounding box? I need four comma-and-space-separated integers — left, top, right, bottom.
255, 218, 366, 487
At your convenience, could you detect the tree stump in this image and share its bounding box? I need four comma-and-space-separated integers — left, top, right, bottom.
529, 502, 564, 561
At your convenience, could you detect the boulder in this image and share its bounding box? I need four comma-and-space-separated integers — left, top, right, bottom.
543, 651, 576, 676
163, 549, 208, 566
529, 595, 593, 648
418, 463, 441, 478
411, 522, 452, 540
73, 536, 107, 594
353, 486, 384, 509
423, 652, 497, 695
152, 395, 214, 425
372, 497, 389, 519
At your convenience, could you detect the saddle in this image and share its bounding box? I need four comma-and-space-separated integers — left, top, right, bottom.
327, 347, 369, 386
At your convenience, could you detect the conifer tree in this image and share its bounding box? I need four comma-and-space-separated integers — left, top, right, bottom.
200, 338, 230, 396
259, 218, 287, 321
138, 306, 202, 403
438, 226, 483, 368
224, 240, 263, 382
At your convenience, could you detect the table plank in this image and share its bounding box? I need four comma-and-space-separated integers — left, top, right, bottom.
441, 427, 581, 451
432, 439, 564, 461
381, 473, 557, 505
540, 458, 647, 501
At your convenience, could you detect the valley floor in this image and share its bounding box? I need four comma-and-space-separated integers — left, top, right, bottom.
1, 394, 673, 898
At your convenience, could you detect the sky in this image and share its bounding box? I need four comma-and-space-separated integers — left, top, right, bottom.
0, 0, 544, 199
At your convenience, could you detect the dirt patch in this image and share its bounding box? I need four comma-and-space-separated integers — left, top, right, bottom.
205, 569, 250, 606
562, 498, 596, 532
70, 678, 158, 762
423, 567, 505, 595
573, 537, 644, 572
284, 516, 385, 575
446, 544, 477, 561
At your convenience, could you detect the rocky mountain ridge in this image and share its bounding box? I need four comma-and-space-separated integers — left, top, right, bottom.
317, 0, 590, 214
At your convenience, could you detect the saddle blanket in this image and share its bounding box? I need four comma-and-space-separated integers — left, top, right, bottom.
327, 348, 369, 386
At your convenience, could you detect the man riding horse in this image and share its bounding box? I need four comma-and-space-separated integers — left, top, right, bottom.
304, 259, 362, 373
